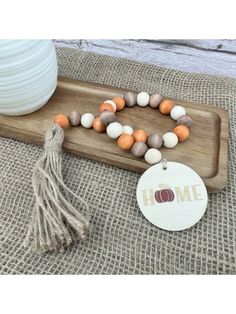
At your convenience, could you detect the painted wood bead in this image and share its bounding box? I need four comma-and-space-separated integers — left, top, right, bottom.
124, 92, 137, 107
117, 134, 134, 150
104, 100, 117, 112
99, 102, 115, 113
81, 113, 95, 128
93, 117, 106, 133
177, 115, 193, 127
68, 111, 81, 126
113, 96, 125, 111
53, 114, 69, 128
173, 125, 189, 141
147, 133, 163, 148
100, 111, 116, 126
53, 91, 193, 167
159, 99, 174, 115
131, 141, 148, 157
170, 105, 186, 120
123, 125, 134, 135
137, 92, 150, 107
149, 94, 163, 109
106, 122, 123, 139
144, 148, 162, 165
162, 132, 178, 148
133, 129, 148, 142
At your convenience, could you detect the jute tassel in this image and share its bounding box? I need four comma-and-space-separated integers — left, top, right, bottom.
24, 123, 90, 253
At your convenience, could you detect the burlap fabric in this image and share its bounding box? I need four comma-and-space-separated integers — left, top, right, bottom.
0, 47, 235, 274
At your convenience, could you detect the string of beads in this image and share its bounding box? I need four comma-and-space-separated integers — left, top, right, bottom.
53, 91, 193, 165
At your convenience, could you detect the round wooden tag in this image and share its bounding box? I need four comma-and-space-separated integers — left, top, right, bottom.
136, 162, 208, 231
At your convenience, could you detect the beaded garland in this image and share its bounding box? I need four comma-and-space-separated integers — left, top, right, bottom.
53, 92, 193, 165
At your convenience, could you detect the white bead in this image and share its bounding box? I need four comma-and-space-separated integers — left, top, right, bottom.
81, 113, 95, 128
137, 92, 150, 107
170, 105, 186, 120
104, 100, 116, 112
106, 122, 123, 139
144, 148, 162, 165
163, 132, 178, 148
123, 125, 133, 135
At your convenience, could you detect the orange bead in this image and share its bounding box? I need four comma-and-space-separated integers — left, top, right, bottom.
99, 103, 115, 113
159, 99, 174, 115
113, 96, 125, 111
117, 134, 134, 150
133, 129, 148, 142
173, 125, 189, 141
53, 114, 69, 128
93, 117, 106, 133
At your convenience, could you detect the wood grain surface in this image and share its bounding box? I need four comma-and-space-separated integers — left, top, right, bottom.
54, 39, 236, 78
0, 77, 228, 192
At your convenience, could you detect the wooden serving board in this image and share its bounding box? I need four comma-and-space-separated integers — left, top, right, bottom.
0, 77, 228, 192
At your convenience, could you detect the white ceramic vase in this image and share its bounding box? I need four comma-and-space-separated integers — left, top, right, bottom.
0, 40, 58, 116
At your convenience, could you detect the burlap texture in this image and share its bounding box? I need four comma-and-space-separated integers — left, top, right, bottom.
0, 47, 235, 274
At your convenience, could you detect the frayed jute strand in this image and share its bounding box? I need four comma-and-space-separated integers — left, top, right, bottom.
24, 123, 90, 253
